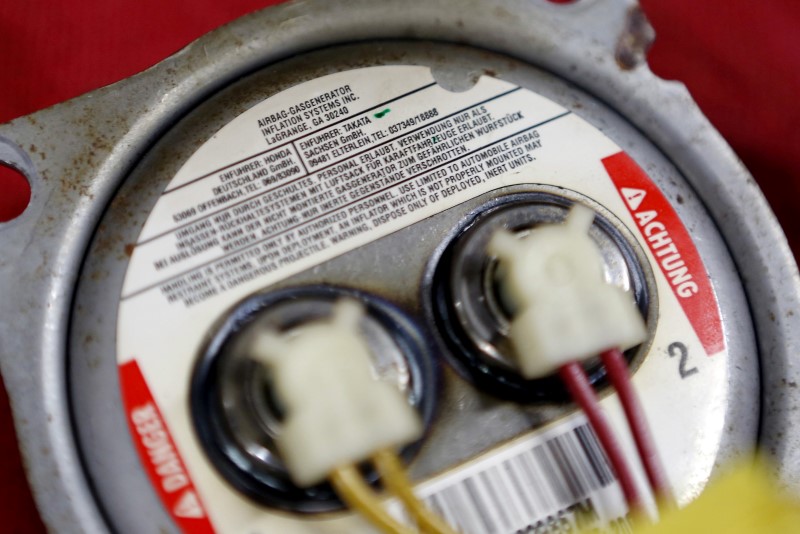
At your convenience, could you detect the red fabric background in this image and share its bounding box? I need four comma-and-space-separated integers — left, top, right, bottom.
0, 1, 798, 531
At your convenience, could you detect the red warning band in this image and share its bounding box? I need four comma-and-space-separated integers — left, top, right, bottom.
119, 360, 215, 533
603, 152, 725, 356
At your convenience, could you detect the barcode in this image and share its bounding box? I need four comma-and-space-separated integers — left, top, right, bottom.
394, 417, 630, 534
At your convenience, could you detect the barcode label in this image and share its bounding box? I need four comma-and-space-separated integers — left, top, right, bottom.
391, 417, 631, 534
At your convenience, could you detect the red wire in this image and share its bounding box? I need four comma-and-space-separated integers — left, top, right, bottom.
601, 348, 673, 504
558, 361, 643, 513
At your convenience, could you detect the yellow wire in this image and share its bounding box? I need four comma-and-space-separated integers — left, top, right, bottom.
329, 464, 416, 534
373, 449, 458, 534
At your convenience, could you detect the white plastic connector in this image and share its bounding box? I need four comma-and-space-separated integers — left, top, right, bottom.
488, 205, 646, 379
249, 299, 423, 487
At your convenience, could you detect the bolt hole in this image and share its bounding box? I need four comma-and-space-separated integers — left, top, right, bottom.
0, 163, 31, 222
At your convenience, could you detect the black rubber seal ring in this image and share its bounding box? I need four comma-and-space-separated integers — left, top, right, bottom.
190, 285, 440, 513
425, 191, 648, 404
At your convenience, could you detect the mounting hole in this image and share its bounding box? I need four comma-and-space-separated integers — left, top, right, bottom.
0, 163, 31, 222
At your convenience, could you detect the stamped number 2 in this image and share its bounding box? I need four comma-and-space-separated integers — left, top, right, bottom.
668, 341, 698, 379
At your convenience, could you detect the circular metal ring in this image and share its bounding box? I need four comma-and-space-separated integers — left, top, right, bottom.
427, 189, 653, 403
190, 285, 439, 513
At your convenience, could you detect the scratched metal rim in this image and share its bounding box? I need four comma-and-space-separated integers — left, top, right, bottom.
0, 1, 795, 532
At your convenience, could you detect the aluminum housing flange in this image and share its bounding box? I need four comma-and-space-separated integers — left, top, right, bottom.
0, 0, 797, 532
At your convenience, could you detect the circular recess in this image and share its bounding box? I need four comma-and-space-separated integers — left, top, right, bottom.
428, 191, 652, 403
0, 163, 31, 222
190, 285, 439, 513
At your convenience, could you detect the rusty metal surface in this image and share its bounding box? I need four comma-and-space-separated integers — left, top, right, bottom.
0, 0, 797, 532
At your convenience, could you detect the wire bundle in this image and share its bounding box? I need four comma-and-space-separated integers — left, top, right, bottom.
601, 347, 672, 504
331, 450, 457, 534
559, 351, 673, 516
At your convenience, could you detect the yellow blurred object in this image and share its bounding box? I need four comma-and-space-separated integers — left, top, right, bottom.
633, 461, 800, 533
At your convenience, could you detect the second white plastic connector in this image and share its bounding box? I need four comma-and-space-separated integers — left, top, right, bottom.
249, 299, 422, 487
488, 204, 646, 379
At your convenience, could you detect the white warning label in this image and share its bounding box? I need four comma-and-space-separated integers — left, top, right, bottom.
118, 66, 729, 534
121, 71, 565, 306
